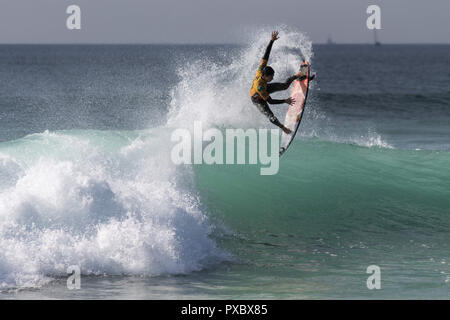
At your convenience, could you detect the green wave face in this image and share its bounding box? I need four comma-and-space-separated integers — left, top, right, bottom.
195, 139, 450, 298
197, 139, 450, 231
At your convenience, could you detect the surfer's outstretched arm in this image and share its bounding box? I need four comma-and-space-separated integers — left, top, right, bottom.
266, 97, 284, 104
266, 96, 295, 104
262, 31, 279, 62
267, 96, 295, 105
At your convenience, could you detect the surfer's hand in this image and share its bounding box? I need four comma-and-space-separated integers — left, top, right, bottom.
271, 31, 279, 41
285, 97, 295, 105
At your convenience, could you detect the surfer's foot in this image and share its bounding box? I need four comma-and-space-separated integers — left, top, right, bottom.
295, 72, 315, 81
282, 126, 292, 134
295, 70, 305, 78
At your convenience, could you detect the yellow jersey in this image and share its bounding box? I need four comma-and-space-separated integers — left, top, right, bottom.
250, 58, 269, 101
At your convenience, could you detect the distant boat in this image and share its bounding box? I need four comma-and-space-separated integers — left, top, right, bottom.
374, 29, 381, 46
327, 34, 335, 45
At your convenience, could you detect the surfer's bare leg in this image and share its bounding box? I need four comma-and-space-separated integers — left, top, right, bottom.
253, 101, 292, 134
271, 117, 291, 134
280, 125, 292, 134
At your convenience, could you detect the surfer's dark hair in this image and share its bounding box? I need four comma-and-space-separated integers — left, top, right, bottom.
262, 66, 275, 76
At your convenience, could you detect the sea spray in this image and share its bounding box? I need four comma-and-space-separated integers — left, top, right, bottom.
0, 130, 227, 290
167, 25, 313, 130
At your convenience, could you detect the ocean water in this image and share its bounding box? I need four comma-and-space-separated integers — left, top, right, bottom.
0, 29, 449, 299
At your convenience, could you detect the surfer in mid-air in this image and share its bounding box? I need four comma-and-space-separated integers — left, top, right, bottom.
250, 31, 315, 134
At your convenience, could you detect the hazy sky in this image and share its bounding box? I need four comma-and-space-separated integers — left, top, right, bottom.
0, 0, 449, 44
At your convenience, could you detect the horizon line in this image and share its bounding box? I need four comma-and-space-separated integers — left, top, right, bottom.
0, 42, 449, 46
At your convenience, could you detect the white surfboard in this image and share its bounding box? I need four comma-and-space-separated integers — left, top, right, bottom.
279, 61, 311, 156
